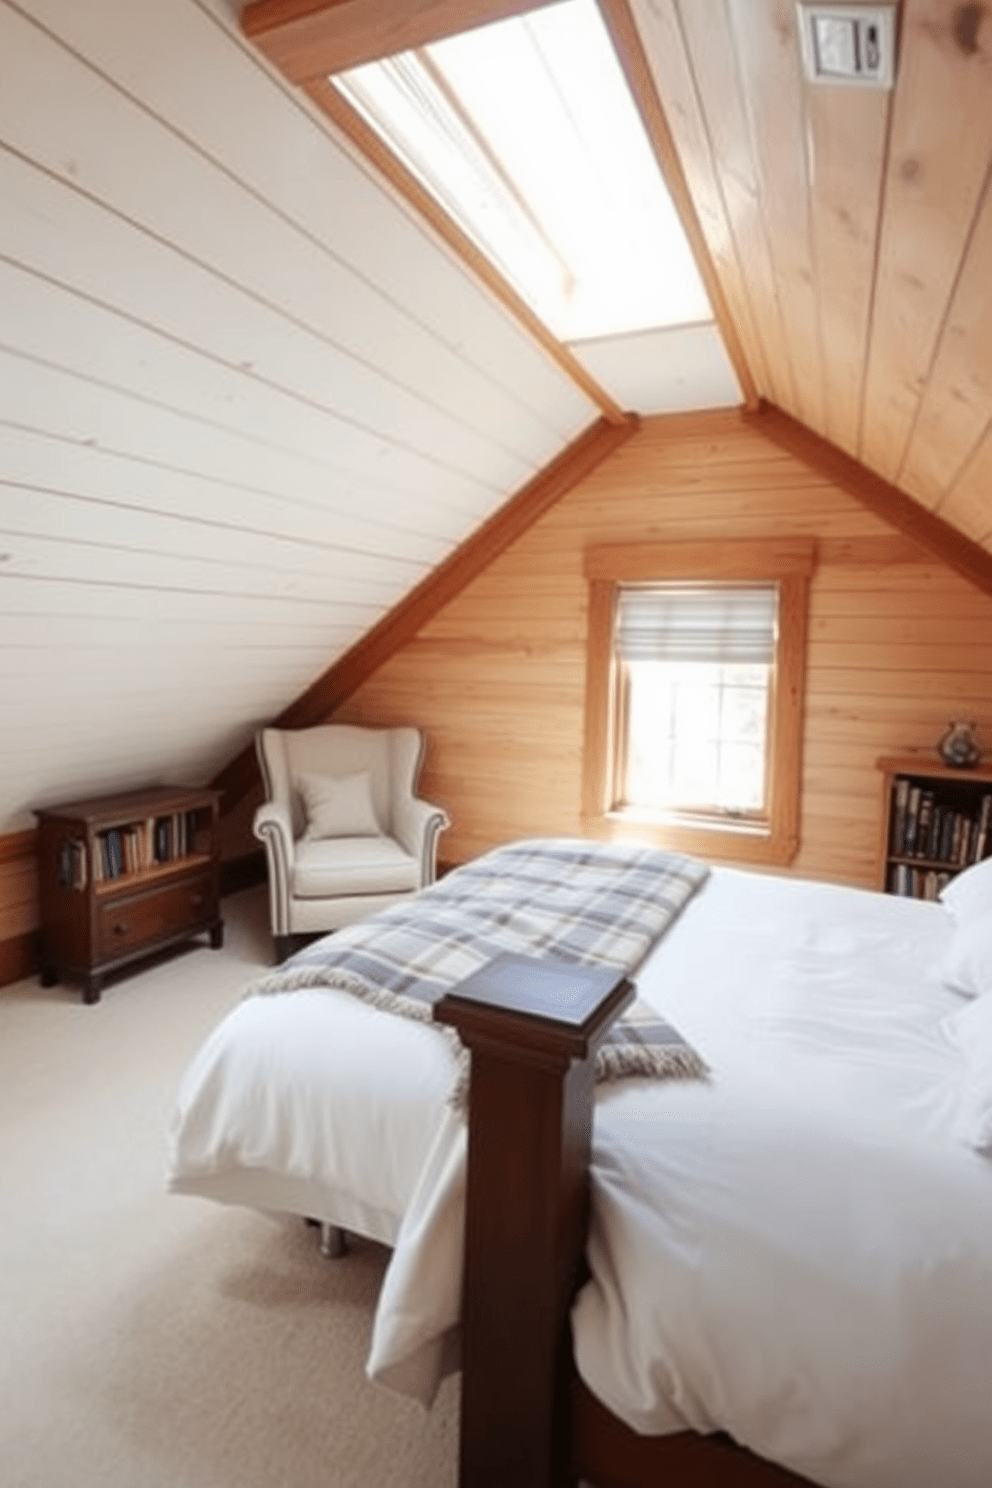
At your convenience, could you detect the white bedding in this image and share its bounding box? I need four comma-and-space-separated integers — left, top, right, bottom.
167, 865, 992, 1488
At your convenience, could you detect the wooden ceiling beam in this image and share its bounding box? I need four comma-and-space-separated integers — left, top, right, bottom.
241, 0, 566, 82
306, 79, 628, 426
597, 0, 758, 412
212, 413, 638, 810
750, 402, 992, 598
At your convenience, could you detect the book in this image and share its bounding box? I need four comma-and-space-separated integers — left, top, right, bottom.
957, 818, 973, 867
903, 785, 922, 857
891, 777, 909, 854
974, 794, 992, 862
915, 792, 934, 858
153, 816, 173, 863
926, 803, 944, 861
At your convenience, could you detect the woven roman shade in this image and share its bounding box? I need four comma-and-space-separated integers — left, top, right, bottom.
614, 584, 778, 666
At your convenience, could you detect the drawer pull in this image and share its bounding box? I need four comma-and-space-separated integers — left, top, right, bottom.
113, 921, 130, 936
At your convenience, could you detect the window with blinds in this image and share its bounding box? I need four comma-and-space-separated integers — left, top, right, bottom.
612, 582, 779, 820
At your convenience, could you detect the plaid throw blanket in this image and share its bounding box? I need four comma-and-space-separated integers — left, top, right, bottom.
247, 837, 710, 1097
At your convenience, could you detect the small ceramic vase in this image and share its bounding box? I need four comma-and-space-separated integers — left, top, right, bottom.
938, 720, 981, 768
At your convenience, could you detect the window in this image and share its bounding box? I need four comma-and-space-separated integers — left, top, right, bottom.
583, 540, 816, 866
334, 0, 710, 342
614, 584, 777, 818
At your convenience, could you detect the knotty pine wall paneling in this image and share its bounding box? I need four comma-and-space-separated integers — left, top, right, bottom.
334, 410, 992, 888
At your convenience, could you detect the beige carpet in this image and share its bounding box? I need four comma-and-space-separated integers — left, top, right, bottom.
0, 887, 459, 1488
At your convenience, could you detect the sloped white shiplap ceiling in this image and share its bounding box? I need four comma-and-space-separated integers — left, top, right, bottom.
0, 0, 635, 833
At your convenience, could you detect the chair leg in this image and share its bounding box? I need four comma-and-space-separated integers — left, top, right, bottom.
274, 930, 330, 964
320, 1224, 348, 1259
303, 1219, 348, 1259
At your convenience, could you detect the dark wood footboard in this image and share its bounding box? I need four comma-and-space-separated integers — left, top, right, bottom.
435, 953, 814, 1488
570, 1376, 811, 1488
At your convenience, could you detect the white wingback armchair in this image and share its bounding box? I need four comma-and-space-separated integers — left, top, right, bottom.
253, 724, 449, 962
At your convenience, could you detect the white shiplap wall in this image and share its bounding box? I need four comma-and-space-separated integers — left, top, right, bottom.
0, 0, 598, 832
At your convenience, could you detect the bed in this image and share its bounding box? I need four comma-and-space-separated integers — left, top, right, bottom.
167, 837, 992, 1488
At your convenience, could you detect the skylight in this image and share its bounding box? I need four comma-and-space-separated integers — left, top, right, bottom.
334, 0, 712, 343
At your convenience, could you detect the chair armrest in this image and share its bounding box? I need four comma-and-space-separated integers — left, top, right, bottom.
253, 801, 296, 936
392, 795, 450, 885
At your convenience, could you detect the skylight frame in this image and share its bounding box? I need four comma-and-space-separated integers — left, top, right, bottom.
333, 0, 712, 344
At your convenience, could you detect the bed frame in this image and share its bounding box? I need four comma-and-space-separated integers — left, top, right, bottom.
435, 962, 814, 1488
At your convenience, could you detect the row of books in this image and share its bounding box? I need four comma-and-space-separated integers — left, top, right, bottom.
888, 864, 953, 900
890, 780, 992, 867
90, 811, 204, 884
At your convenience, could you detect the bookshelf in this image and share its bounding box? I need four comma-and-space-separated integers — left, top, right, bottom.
877, 756, 992, 899
36, 784, 223, 1002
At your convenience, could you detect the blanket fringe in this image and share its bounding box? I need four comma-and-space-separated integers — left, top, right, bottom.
594, 1041, 708, 1084
246, 964, 707, 1111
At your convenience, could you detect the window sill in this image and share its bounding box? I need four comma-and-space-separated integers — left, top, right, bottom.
582, 811, 799, 868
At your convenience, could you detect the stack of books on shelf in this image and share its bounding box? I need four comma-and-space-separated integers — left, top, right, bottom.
89, 810, 203, 884
92, 827, 137, 882
888, 863, 953, 900
889, 780, 992, 899
152, 810, 200, 863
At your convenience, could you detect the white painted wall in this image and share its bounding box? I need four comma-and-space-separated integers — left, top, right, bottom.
0, 0, 598, 832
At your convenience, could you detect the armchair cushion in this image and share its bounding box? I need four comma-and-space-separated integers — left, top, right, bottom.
298, 770, 381, 841
294, 836, 420, 899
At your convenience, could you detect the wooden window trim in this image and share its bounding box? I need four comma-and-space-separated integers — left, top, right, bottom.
241, 0, 560, 83
582, 538, 816, 867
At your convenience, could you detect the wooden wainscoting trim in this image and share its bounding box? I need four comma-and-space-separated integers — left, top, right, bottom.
0, 931, 39, 990
0, 830, 39, 987
241, 0, 557, 82
751, 403, 992, 596
0, 828, 37, 865
212, 414, 639, 810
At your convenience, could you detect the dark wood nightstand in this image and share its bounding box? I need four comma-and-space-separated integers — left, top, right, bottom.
36, 785, 223, 1002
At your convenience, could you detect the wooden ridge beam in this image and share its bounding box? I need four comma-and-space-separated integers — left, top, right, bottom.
748, 402, 992, 598
241, 0, 566, 82
211, 414, 639, 810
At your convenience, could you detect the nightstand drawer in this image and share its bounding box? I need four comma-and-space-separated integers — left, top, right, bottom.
96, 873, 217, 959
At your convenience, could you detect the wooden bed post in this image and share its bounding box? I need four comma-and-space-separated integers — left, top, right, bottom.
435, 954, 634, 1488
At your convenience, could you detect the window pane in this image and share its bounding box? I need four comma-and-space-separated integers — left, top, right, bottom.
336, 0, 711, 341
720, 671, 768, 741
716, 742, 765, 810
618, 652, 771, 817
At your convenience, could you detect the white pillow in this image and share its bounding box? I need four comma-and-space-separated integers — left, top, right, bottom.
942, 994, 992, 1152
297, 771, 381, 840
934, 916, 992, 998
939, 855, 992, 924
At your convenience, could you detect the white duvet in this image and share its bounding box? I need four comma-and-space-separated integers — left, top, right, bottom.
168, 867, 992, 1488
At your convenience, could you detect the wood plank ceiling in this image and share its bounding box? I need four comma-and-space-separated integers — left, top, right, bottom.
630, 0, 992, 548
248, 0, 992, 552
